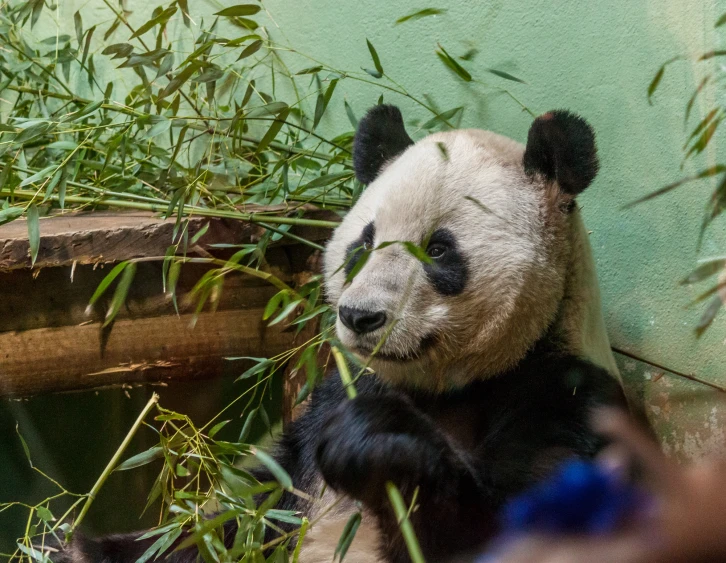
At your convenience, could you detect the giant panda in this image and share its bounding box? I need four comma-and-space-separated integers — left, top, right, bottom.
50, 105, 625, 563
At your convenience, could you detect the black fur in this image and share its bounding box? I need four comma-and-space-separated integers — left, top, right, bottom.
523, 110, 599, 195
423, 228, 469, 296
353, 105, 414, 184
343, 221, 375, 278
52, 341, 624, 563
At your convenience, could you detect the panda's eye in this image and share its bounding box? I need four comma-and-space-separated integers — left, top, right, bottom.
426, 243, 447, 259
363, 240, 373, 251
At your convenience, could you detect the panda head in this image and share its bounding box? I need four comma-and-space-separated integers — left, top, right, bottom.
324, 105, 600, 390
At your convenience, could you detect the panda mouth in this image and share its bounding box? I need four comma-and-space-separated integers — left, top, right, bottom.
355, 333, 438, 362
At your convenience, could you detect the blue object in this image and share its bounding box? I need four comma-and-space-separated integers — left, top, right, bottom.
501, 459, 644, 535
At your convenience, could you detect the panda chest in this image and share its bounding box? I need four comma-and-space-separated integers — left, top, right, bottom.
415, 394, 489, 452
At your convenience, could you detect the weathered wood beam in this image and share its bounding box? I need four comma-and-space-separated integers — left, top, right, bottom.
0, 207, 335, 271
0, 209, 332, 398
0, 309, 293, 396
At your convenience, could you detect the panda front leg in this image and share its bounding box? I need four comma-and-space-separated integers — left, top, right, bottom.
315, 394, 495, 562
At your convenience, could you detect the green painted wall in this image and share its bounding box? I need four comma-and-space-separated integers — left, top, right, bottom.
5, 0, 726, 544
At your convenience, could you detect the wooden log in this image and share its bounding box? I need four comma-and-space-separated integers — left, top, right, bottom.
0, 209, 333, 398
0, 308, 292, 396
0, 208, 335, 271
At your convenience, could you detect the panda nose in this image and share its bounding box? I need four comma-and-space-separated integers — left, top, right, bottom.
338, 307, 387, 334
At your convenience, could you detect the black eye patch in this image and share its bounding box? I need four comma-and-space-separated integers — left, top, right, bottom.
343, 222, 375, 278
423, 228, 468, 296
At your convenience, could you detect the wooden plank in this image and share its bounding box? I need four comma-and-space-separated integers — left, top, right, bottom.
0, 209, 331, 398
0, 308, 293, 396
0, 253, 291, 333
0, 208, 336, 271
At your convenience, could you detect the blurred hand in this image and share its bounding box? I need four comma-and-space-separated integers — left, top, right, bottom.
486, 409, 726, 563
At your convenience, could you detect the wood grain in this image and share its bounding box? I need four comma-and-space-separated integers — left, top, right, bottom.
0, 208, 335, 271
0, 308, 294, 396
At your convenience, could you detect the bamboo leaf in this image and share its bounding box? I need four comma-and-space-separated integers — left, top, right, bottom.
263, 292, 286, 320
648, 65, 665, 105
236, 358, 273, 381
0, 207, 23, 226
246, 101, 288, 117
215, 4, 262, 17
298, 171, 352, 192
681, 260, 724, 285
192, 66, 225, 83
345, 249, 370, 283
19, 165, 55, 187
102, 43, 134, 59
268, 299, 302, 326
402, 241, 434, 264
265, 509, 303, 526
257, 108, 290, 153
345, 100, 358, 127
135, 528, 182, 563
62, 101, 103, 122
159, 62, 203, 100
82, 25, 96, 66
485, 68, 526, 84
238, 408, 258, 443
178, 0, 190, 26
253, 449, 292, 490
436, 44, 472, 82
208, 420, 231, 439
421, 106, 462, 129
683, 108, 720, 149
27, 204, 40, 266
364, 39, 384, 78
16, 425, 32, 466
30, 0, 43, 28
296, 65, 323, 75
685, 116, 722, 160
334, 512, 361, 562
698, 50, 726, 61
36, 506, 54, 523
74, 11, 83, 46
237, 39, 263, 60
88, 262, 128, 307
130, 6, 177, 39
685, 76, 710, 125
395, 8, 446, 25
696, 295, 722, 337
16, 543, 50, 563
104, 261, 137, 326
115, 446, 164, 471
717, 12, 726, 27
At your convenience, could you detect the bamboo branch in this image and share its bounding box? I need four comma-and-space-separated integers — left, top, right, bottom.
69, 393, 159, 536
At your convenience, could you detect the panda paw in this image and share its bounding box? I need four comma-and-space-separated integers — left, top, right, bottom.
315, 394, 453, 505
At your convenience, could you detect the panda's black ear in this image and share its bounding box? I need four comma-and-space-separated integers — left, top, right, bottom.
353, 104, 414, 184
523, 110, 599, 196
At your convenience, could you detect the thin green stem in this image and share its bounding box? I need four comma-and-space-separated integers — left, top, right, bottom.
386, 482, 426, 563
0, 189, 341, 228
332, 346, 357, 399
70, 393, 159, 537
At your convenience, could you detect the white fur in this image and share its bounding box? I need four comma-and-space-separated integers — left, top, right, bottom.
324, 129, 590, 391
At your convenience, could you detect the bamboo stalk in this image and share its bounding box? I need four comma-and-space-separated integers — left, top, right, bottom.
332, 346, 357, 399
385, 482, 426, 563
0, 189, 340, 229
69, 393, 159, 537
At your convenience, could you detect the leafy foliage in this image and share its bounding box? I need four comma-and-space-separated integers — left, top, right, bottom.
640, 22, 726, 335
